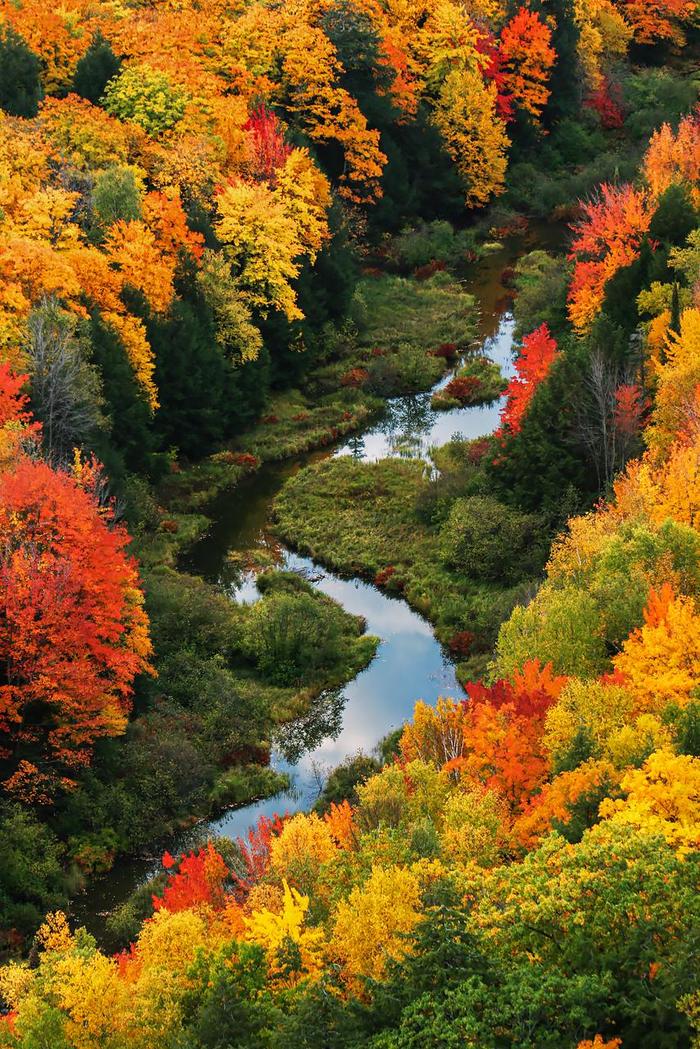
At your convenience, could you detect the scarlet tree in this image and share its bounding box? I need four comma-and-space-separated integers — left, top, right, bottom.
0, 459, 153, 800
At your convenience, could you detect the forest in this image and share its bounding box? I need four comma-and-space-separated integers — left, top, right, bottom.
0, 0, 699, 1045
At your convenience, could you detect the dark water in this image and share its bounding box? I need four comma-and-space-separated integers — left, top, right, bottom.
72, 226, 564, 930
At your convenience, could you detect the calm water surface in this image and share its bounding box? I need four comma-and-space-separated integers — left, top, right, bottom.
73, 228, 563, 930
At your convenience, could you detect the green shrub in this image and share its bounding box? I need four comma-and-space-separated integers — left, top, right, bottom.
241, 590, 344, 685
440, 495, 543, 583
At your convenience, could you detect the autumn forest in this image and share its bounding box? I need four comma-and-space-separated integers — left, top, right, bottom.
0, 0, 699, 1045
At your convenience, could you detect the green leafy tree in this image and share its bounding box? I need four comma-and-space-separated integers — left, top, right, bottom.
103, 64, 188, 136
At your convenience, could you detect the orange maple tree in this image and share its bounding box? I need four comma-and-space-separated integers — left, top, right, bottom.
497, 323, 559, 436
499, 6, 555, 122
0, 458, 153, 799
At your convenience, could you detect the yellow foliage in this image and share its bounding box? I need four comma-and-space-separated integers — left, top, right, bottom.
599, 750, 700, 852
614, 586, 700, 712
432, 67, 509, 208
332, 864, 421, 990
605, 713, 673, 769
215, 179, 305, 322
440, 786, 509, 867
269, 811, 337, 887
646, 308, 700, 457
543, 678, 636, 765
275, 148, 331, 261
245, 879, 325, 983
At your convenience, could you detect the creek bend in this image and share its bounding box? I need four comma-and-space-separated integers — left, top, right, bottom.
73, 225, 561, 931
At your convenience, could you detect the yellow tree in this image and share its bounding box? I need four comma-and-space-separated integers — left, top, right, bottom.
614, 584, 700, 712
215, 179, 305, 322
331, 864, 421, 991
599, 750, 700, 852
432, 67, 509, 207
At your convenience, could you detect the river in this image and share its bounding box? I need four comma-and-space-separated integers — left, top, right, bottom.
73, 224, 562, 933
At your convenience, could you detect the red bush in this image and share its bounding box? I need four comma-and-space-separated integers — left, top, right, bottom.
444, 376, 482, 402
340, 367, 369, 388
431, 342, 459, 360
448, 631, 475, 657
160, 518, 179, 534
375, 565, 396, 586
414, 259, 446, 280
466, 437, 492, 464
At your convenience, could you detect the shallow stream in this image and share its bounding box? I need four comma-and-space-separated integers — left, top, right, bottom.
74, 224, 564, 930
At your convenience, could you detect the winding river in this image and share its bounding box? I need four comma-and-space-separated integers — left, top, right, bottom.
74, 224, 562, 933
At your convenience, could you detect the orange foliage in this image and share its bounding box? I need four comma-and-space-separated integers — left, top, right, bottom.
497, 323, 559, 436
568, 184, 653, 331
643, 115, 700, 208
499, 7, 555, 121
0, 459, 153, 797
619, 0, 696, 45
324, 800, 358, 849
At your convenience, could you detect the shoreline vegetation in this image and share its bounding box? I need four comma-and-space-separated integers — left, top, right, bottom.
1, 0, 699, 1042
62, 256, 491, 903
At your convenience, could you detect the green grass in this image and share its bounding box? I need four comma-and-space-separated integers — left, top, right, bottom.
273, 453, 538, 682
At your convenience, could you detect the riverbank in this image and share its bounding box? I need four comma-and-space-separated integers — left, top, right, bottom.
273, 447, 547, 683
62, 229, 553, 943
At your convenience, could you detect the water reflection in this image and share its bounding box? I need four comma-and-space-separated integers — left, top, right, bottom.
75, 234, 552, 930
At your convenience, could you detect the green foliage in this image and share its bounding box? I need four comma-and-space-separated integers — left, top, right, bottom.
0, 805, 68, 946
313, 752, 382, 813
240, 571, 378, 688
72, 32, 121, 104
386, 221, 479, 273
91, 165, 143, 229
493, 583, 609, 679
0, 24, 41, 118
623, 68, 700, 141
512, 250, 571, 339
440, 496, 544, 584
102, 64, 188, 136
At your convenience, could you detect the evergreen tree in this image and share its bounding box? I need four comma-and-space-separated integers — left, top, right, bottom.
72, 33, 121, 104
0, 25, 42, 117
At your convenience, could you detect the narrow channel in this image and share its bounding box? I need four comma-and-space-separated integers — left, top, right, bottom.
73, 225, 562, 930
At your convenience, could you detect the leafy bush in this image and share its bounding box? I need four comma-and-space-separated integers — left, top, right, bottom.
440, 495, 544, 583
387, 220, 478, 272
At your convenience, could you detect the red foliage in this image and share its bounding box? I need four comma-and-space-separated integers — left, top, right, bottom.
292, 412, 311, 422
430, 343, 459, 360
614, 383, 646, 436
153, 843, 229, 913
160, 518, 179, 533
340, 367, 369, 388
374, 565, 396, 587
497, 323, 558, 437
444, 375, 482, 402
0, 460, 152, 796
0, 363, 35, 431
466, 437, 492, 464
476, 32, 514, 121
244, 104, 292, 181
414, 259, 446, 280
456, 660, 568, 809
261, 414, 279, 424
448, 631, 475, 657
230, 813, 286, 897
371, 347, 386, 357
584, 79, 624, 129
